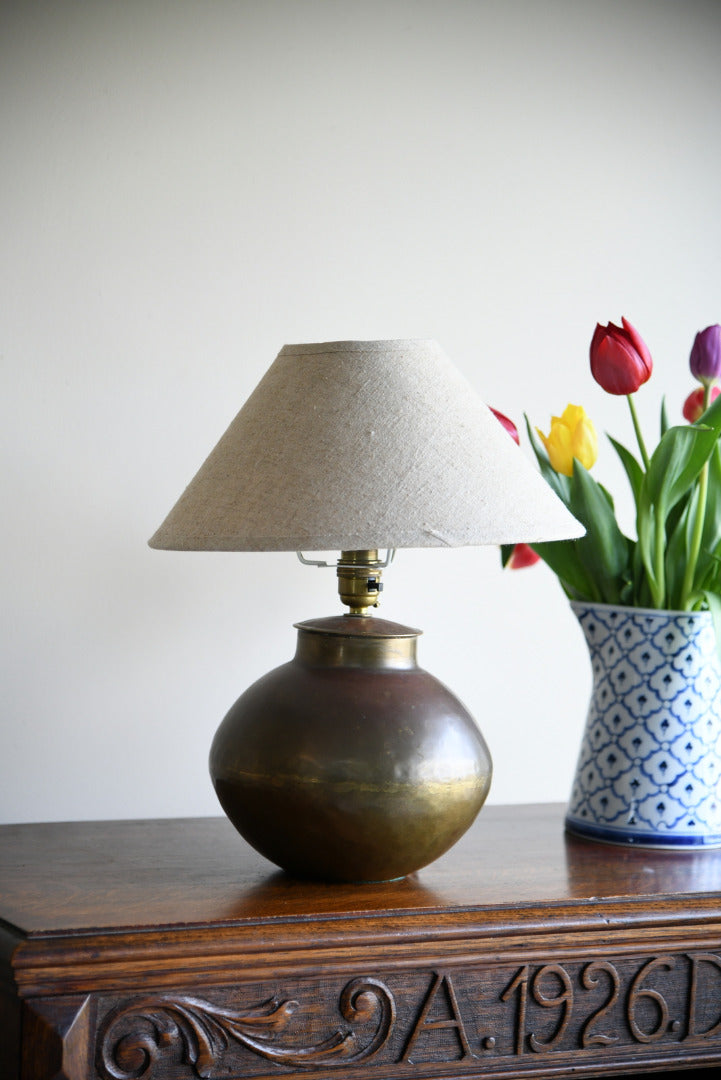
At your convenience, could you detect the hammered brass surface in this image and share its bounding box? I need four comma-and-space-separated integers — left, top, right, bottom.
209, 616, 492, 882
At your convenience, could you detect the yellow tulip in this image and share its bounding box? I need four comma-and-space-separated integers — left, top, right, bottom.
537, 404, 598, 477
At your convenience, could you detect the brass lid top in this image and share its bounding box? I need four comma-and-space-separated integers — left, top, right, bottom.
294, 615, 422, 639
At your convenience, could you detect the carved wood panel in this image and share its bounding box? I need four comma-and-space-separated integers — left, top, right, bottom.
84, 948, 721, 1079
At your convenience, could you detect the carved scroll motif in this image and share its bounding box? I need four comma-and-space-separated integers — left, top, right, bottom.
97, 977, 396, 1079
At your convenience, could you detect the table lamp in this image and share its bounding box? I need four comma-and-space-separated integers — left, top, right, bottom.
150, 340, 582, 882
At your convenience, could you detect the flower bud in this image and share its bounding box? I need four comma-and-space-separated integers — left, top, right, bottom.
689, 324, 721, 386
590, 317, 653, 395
683, 384, 721, 423
537, 404, 598, 477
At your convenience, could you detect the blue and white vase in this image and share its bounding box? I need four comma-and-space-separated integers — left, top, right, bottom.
566, 602, 721, 848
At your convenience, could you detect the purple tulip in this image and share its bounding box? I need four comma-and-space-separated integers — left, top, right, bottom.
690, 324, 721, 385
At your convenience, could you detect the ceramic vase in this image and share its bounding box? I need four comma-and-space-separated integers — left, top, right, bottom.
566, 601, 721, 847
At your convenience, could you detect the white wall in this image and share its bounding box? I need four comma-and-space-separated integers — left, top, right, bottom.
2, 0, 720, 825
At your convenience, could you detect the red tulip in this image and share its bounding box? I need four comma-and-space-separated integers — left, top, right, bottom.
590, 317, 653, 395
683, 384, 721, 423
507, 543, 541, 569
490, 406, 519, 445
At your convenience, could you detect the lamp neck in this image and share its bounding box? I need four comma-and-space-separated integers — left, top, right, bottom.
294, 616, 419, 669
337, 550, 384, 615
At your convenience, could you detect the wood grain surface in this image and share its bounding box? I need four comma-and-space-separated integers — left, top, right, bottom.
3, 803, 721, 934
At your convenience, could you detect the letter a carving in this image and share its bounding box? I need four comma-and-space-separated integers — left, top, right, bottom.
402, 973, 472, 1063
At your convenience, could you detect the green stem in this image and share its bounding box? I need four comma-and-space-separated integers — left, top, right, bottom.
680, 384, 712, 609
628, 392, 662, 605
627, 394, 650, 470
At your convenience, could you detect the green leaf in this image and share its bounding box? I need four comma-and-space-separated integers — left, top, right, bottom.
660, 397, 669, 436
696, 386, 721, 433
664, 493, 694, 610
567, 460, 631, 604
597, 481, 617, 513
608, 435, 644, 509
530, 538, 602, 601
702, 444, 721, 556
630, 541, 653, 607
530, 460, 632, 606
524, 416, 571, 504
700, 553, 721, 596
638, 422, 721, 609
636, 481, 661, 602
645, 423, 719, 518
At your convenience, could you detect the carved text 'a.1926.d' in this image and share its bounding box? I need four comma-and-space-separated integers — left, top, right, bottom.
401, 952, 721, 1066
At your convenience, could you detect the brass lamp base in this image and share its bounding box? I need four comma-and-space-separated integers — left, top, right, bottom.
209, 614, 492, 882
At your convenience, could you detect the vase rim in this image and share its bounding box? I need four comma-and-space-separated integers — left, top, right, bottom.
569, 600, 711, 619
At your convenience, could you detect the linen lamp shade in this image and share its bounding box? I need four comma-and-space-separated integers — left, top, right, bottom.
149, 339, 582, 553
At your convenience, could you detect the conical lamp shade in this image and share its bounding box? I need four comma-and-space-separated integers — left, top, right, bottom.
149, 339, 582, 552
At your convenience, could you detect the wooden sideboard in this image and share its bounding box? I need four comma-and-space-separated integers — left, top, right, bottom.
2, 803, 721, 1079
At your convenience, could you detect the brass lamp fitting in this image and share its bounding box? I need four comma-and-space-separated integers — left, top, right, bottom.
337, 550, 384, 615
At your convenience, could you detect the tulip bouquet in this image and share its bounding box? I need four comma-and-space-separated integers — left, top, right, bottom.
500, 319, 721, 625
